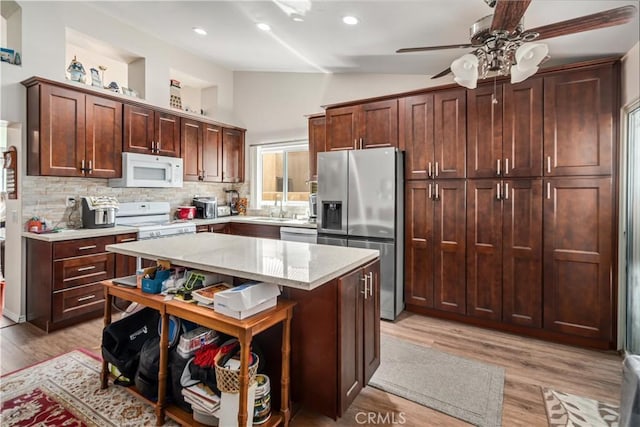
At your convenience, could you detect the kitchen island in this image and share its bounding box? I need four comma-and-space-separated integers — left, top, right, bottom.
105, 232, 381, 424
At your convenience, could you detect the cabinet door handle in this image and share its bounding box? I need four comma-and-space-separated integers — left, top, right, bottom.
361, 275, 368, 299
497, 182, 501, 200
505, 158, 509, 175
504, 182, 509, 200
435, 183, 439, 200
81, 159, 86, 173
428, 183, 433, 200
428, 162, 432, 178
368, 272, 374, 297
497, 159, 501, 176
77, 294, 96, 302
547, 181, 551, 200
77, 245, 97, 251
77, 265, 96, 272
547, 156, 552, 174
435, 162, 439, 177
157, 141, 161, 152
119, 238, 136, 243
360, 138, 363, 150
354, 139, 358, 149
88, 160, 93, 174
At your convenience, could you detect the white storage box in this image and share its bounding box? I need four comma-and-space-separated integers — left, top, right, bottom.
214, 297, 277, 320
213, 282, 280, 312
219, 383, 258, 427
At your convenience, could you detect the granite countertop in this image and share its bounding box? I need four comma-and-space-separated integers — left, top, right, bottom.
106, 233, 377, 291
23, 216, 317, 242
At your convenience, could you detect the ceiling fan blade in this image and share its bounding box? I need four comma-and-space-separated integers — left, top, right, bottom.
528, 5, 637, 41
396, 44, 472, 53
431, 67, 452, 79
491, 0, 532, 33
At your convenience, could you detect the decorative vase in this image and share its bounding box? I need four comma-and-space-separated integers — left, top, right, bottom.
67, 55, 86, 83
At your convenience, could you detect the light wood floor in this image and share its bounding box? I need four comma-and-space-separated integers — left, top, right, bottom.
0, 312, 623, 426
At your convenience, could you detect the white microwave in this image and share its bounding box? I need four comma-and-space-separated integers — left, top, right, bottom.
108, 152, 183, 188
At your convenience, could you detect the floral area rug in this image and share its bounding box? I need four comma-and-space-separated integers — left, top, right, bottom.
542, 388, 620, 427
0, 349, 177, 426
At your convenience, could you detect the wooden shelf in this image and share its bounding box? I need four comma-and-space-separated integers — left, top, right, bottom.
100, 280, 294, 426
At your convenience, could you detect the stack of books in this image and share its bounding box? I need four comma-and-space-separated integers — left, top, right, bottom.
181, 383, 220, 415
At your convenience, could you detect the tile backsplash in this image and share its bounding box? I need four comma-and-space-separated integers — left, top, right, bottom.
22, 176, 245, 229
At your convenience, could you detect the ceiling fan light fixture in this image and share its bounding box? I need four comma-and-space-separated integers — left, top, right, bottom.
510, 64, 538, 83
515, 42, 548, 70
451, 53, 479, 89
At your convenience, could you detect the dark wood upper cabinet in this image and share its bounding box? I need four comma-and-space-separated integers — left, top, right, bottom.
25, 81, 121, 178
222, 128, 244, 183
403, 88, 465, 180
182, 119, 225, 183
405, 180, 466, 313
124, 105, 180, 157
466, 178, 542, 326
85, 95, 122, 178
202, 123, 223, 182
543, 177, 613, 342
467, 78, 542, 179
543, 65, 615, 176
326, 99, 398, 152
433, 89, 466, 179
181, 118, 202, 181
308, 115, 326, 181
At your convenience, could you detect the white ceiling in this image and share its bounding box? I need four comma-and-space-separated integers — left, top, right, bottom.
88, 0, 640, 76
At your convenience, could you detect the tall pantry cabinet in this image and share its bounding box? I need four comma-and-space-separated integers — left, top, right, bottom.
401, 59, 618, 348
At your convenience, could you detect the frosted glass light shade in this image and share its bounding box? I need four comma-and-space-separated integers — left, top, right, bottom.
451, 53, 479, 89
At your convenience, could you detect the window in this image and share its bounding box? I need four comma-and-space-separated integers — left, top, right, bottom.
255, 142, 309, 206
626, 102, 640, 354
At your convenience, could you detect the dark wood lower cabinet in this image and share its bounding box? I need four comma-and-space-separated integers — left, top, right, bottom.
405, 180, 466, 313
284, 259, 380, 420
114, 233, 137, 277
543, 177, 613, 342
466, 179, 542, 326
229, 222, 280, 239
27, 236, 117, 332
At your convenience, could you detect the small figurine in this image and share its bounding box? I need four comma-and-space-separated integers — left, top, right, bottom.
106, 81, 120, 93
66, 55, 86, 82
90, 68, 102, 87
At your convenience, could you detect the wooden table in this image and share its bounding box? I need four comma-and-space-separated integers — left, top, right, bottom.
100, 281, 295, 427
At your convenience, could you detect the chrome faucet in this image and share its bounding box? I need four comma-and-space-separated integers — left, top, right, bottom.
273, 194, 286, 218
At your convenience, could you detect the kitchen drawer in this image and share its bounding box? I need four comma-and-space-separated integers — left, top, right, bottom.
52, 282, 105, 322
230, 222, 280, 239
53, 235, 116, 259
210, 223, 230, 234
53, 253, 115, 291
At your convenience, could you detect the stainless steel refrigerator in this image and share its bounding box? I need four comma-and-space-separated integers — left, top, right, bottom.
317, 148, 404, 320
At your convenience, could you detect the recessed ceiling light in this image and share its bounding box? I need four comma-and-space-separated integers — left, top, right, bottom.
342, 16, 358, 25
257, 22, 272, 31
291, 13, 304, 22
192, 27, 207, 36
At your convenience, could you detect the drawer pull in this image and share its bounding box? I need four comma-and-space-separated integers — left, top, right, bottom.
119, 238, 136, 243
77, 265, 96, 272
78, 245, 97, 251
77, 294, 96, 302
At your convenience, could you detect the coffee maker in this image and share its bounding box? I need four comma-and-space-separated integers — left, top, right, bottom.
81, 196, 118, 228
225, 190, 239, 215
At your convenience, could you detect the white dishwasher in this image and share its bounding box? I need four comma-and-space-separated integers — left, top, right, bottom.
280, 227, 318, 243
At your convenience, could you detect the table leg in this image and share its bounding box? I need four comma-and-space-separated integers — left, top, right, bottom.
281, 308, 293, 427
100, 289, 113, 390
237, 333, 252, 427
156, 311, 169, 425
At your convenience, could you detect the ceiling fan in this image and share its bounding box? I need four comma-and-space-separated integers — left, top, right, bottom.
396, 0, 637, 88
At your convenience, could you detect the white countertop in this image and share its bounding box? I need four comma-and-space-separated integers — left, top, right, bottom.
106, 233, 377, 291
22, 225, 138, 242
23, 216, 317, 242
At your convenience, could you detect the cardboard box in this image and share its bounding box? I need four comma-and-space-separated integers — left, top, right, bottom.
213, 282, 280, 311
214, 297, 277, 320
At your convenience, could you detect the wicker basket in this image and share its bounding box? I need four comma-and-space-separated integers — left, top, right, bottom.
215, 353, 259, 394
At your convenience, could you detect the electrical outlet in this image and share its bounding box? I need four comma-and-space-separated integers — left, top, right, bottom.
65, 196, 77, 208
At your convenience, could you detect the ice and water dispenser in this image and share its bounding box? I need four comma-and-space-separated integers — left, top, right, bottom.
321, 201, 342, 230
